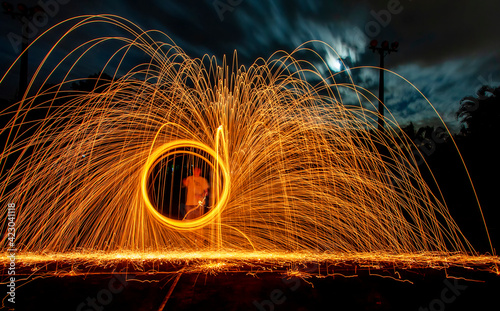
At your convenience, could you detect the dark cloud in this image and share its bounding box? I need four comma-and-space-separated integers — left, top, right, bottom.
1, 0, 498, 132
364, 0, 500, 66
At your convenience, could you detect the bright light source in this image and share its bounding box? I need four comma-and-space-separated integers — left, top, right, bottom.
326, 54, 342, 72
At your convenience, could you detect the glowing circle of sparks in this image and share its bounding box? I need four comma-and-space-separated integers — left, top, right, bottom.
141, 139, 231, 231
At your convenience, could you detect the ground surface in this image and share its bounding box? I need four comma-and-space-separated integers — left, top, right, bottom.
1, 253, 499, 310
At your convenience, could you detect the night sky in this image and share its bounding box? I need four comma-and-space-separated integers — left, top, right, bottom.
1, 0, 499, 132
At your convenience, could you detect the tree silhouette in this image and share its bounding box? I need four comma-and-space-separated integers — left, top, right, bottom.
71, 72, 114, 93
453, 85, 500, 251
400, 122, 416, 141
457, 85, 500, 139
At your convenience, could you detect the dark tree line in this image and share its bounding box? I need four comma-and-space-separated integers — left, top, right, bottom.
400, 85, 499, 253
457, 85, 500, 139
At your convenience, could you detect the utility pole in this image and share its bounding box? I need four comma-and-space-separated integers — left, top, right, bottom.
369, 40, 398, 131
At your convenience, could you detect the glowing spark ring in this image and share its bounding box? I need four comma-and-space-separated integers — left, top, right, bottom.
141, 140, 230, 230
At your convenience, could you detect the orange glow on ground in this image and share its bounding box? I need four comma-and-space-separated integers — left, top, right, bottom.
2, 251, 499, 276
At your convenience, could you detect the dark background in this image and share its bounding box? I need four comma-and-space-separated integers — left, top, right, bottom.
1, 1, 499, 310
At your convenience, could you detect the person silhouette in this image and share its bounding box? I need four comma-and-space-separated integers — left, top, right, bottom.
182, 167, 209, 220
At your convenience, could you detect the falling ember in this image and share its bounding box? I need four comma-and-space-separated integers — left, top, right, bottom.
0, 15, 497, 273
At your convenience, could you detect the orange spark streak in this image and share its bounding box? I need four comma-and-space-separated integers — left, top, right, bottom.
0, 15, 497, 270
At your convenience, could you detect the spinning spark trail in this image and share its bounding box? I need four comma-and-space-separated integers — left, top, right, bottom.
0, 15, 497, 269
